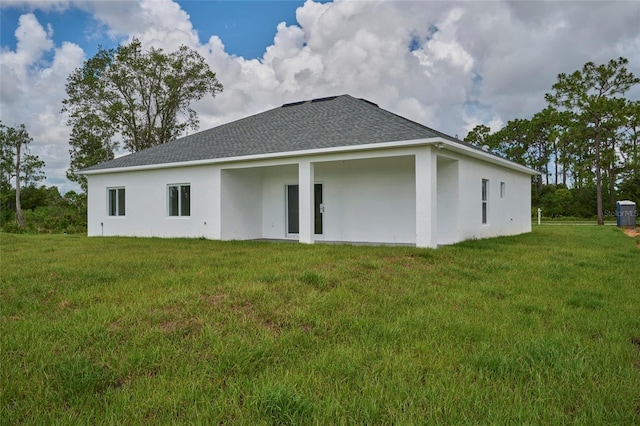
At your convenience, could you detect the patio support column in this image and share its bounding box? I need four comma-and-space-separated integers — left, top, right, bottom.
210, 167, 222, 240
415, 146, 437, 248
298, 160, 315, 244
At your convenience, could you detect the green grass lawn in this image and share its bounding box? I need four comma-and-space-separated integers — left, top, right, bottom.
1, 227, 639, 424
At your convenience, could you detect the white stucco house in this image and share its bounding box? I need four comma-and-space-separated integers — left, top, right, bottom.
79, 95, 538, 248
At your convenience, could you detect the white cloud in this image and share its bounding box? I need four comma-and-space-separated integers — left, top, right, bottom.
0, 14, 85, 193
1, 0, 639, 194
79, 0, 199, 49
5, 13, 54, 70
0, 0, 70, 11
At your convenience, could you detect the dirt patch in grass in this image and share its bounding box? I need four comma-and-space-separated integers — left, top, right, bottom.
622, 228, 640, 237
158, 317, 203, 335
621, 228, 640, 248
58, 300, 72, 309
201, 292, 227, 306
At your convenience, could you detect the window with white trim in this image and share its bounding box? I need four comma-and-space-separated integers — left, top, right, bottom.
500, 182, 506, 199
482, 179, 489, 224
108, 187, 125, 216
168, 184, 190, 216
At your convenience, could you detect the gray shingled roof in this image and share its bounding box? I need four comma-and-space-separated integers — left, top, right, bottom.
81, 94, 461, 172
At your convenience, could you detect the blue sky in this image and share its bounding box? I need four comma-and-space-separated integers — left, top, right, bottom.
1, 0, 638, 193
1, 1, 321, 60
182, 1, 316, 59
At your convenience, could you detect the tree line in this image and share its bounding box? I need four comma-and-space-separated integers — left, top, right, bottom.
465, 57, 639, 222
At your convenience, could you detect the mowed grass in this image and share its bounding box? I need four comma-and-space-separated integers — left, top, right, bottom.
1, 227, 639, 424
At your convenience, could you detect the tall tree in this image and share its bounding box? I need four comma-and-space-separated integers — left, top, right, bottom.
0, 122, 46, 228
545, 57, 639, 224
63, 38, 223, 186
550, 109, 576, 187
619, 100, 640, 186
464, 124, 492, 147
66, 114, 116, 192
484, 116, 550, 194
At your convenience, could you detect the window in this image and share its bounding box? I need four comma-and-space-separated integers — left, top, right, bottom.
168, 184, 190, 216
500, 182, 506, 199
108, 187, 125, 216
482, 179, 489, 224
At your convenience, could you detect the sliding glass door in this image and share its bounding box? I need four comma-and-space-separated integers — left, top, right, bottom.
286, 184, 323, 235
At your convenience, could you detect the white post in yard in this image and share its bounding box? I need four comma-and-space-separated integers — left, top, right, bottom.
538, 208, 542, 225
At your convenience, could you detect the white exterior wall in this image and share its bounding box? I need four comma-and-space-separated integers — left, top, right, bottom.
456, 155, 532, 241
436, 155, 460, 245
261, 165, 297, 238
87, 165, 221, 238
220, 168, 263, 240
86, 144, 534, 246
315, 156, 415, 244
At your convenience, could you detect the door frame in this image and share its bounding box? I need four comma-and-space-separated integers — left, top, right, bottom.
285, 183, 324, 237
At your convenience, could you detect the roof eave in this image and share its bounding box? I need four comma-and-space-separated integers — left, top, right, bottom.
78, 137, 539, 176
77, 138, 434, 175
433, 139, 540, 176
